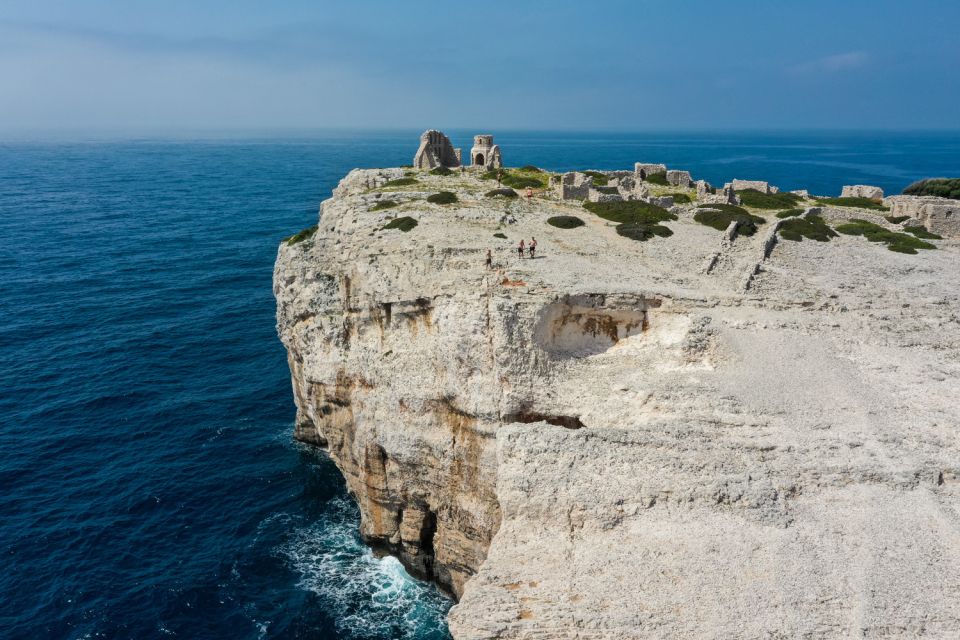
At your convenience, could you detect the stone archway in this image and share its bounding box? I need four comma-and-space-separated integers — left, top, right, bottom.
474, 154, 484, 166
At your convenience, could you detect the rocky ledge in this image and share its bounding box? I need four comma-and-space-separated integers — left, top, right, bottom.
274, 165, 960, 638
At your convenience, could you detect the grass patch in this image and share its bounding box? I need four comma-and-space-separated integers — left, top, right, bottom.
903, 178, 960, 200
547, 215, 585, 229
778, 215, 838, 242
284, 224, 318, 246
519, 165, 542, 172
738, 189, 803, 210
430, 166, 453, 176
668, 192, 692, 204
583, 200, 676, 225
885, 215, 910, 224
485, 188, 518, 198
776, 208, 804, 218
834, 219, 936, 254
616, 222, 673, 241
370, 200, 398, 211
817, 196, 889, 211
493, 232, 507, 239
383, 177, 419, 188
427, 191, 458, 205
481, 168, 547, 189
383, 216, 418, 232
694, 204, 765, 236
904, 227, 943, 240
583, 171, 610, 186
644, 171, 669, 186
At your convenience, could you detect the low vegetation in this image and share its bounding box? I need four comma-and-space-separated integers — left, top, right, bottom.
904, 226, 943, 240
383, 216, 418, 232
284, 224, 318, 246
694, 204, 766, 236
644, 171, 669, 186
430, 166, 453, 176
519, 165, 542, 172
427, 191, 458, 205
816, 196, 889, 211
481, 168, 547, 189
778, 215, 838, 242
903, 178, 960, 200
485, 188, 518, 198
547, 215, 585, 229
834, 219, 936, 254
493, 232, 507, 239
583, 171, 610, 186
776, 208, 804, 218
737, 189, 803, 210
383, 177, 419, 188
668, 192, 692, 204
593, 186, 619, 194
370, 200, 398, 211
583, 200, 675, 242
885, 215, 910, 224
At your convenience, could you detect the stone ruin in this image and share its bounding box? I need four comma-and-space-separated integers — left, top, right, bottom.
413, 130, 461, 169
470, 135, 503, 170
885, 195, 960, 237
841, 185, 884, 199
666, 170, 693, 188
634, 163, 667, 180
726, 179, 779, 194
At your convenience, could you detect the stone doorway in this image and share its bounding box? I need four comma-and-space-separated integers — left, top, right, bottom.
474, 154, 484, 166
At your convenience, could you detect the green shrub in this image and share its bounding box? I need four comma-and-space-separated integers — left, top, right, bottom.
370, 200, 398, 211
817, 196, 889, 211
427, 191, 458, 205
693, 205, 765, 236
284, 224, 318, 246
583, 200, 676, 225
430, 166, 453, 176
903, 178, 960, 200
583, 171, 610, 186
480, 168, 547, 189
644, 171, 669, 186
616, 222, 673, 241
593, 186, 619, 194
904, 227, 942, 240
519, 165, 542, 172
738, 189, 803, 210
547, 215, 585, 229
493, 232, 507, 239
778, 215, 838, 242
834, 219, 936, 254
668, 192, 692, 204
383, 216, 418, 232
383, 177, 418, 188
776, 208, 804, 218
885, 215, 910, 224
485, 188, 518, 198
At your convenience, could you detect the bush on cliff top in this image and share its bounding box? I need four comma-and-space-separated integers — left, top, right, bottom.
519, 165, 543, 172
382, 216, 418, 232
616, 222, 673, 242
778, 215, 838, 242
776, 208, 804, 218
904, 226, 942, 240
284, 224, 318, 246
817, 196, 889, 211
885, 215, 910, 224
903, 178, 960, 200
481, 169, 547, 189
370, 200, 398, 211
693, 205, 765, 236
430, 166, 453, 176
583, 200, 676, 225
668, 192, 692, 204
383, 177, 419, 188
737, 189, 803, 210
427, 191, 458, 205
493, 232, 507, 239
583, 171, 610, 186
547, 215, 585, 229
485, 188, 518, 198
834, 219, 936, 254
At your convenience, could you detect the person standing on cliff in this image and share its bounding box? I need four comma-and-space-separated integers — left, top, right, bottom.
529, 237, 537, 259
518, 239, 525, 259
497, 169, 504, 187
485, 249, 492, 269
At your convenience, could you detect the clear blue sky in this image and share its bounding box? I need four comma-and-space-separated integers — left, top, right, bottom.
1, 0, 958, 132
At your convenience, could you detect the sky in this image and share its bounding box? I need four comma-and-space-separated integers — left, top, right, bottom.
1, 0, 958, 133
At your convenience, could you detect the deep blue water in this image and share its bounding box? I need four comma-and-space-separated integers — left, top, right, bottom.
1, 130, 959, 640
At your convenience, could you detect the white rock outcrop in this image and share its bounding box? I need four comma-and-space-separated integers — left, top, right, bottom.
842, 184, 885, 199
275, 167, 960, 638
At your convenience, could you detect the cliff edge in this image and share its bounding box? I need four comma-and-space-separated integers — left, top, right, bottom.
275, 165, 960, 638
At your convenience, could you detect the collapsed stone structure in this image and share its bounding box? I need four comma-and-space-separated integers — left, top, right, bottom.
885, 195, 960, 236
634, 162, 667, 179
726, 179, 779, 194
470, 135, 503, 170
842, 185, 885, 199
414, 130, 462, 169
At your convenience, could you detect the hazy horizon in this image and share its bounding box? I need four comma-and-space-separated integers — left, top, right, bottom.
2, 0, 958, 134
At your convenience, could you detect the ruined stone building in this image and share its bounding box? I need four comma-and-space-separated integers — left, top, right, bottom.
413, 130, 461, 169
470, 135, 503, 170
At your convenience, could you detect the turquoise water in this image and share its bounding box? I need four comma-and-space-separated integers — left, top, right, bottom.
1, 131, 958, 640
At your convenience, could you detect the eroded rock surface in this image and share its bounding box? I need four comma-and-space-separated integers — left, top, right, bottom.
275, 167, 960, 638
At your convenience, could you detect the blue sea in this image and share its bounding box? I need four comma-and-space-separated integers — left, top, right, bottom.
2, 130, 959, 640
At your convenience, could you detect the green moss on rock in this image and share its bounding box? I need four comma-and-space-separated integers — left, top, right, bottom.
370, 200, 398, 211
284, 224, 318, 246
383, 216, 418, 232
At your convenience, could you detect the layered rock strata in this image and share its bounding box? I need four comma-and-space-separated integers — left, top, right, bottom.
275, 167, 960, 638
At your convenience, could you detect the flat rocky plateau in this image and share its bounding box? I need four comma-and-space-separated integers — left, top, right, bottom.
274, 167, 960, 639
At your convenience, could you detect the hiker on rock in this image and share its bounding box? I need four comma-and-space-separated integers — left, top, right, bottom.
518, 239, 525, 259
529, 237, 537, 259
485, 249, 492, 269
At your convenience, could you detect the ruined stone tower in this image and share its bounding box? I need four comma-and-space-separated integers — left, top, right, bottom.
470, 135, 502, 170
413, 130, 461, 169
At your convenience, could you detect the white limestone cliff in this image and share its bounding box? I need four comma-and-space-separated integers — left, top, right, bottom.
275, 167, 960, 638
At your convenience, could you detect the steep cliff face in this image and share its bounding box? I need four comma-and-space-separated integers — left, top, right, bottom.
276, 168, 960, 637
